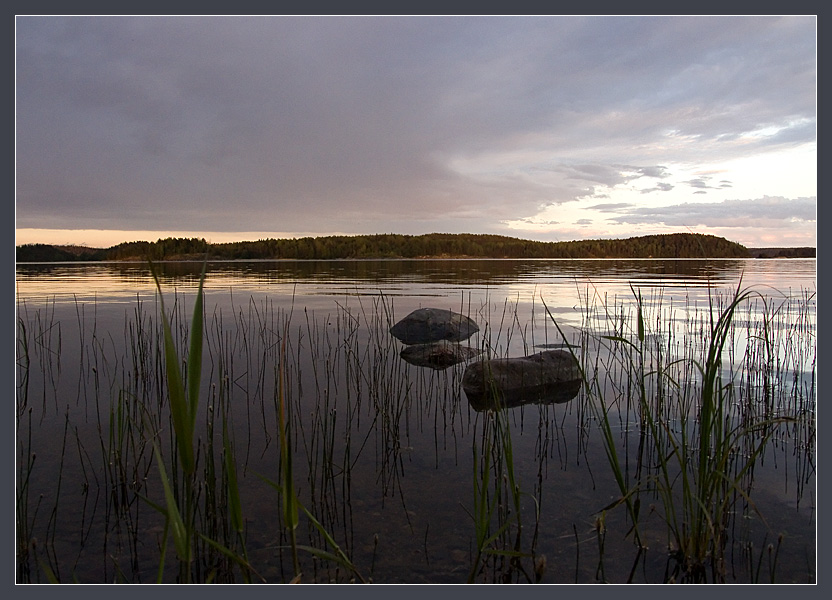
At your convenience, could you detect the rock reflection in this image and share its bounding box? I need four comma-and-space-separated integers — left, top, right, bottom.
399, 341, 482, 370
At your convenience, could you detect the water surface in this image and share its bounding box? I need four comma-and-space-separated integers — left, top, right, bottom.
15, 259, 816, 584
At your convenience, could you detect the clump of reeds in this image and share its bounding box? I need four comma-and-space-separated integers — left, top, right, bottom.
463, 320, 545, 584
143, 260, 207, 582
544, 280, 813, 583
143, 260, 262, 583
466, 406, 521, 583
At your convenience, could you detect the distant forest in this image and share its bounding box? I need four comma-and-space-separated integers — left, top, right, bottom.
15, 232, 815, 262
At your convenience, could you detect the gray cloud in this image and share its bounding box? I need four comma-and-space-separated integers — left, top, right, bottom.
562, 164, 628, 186
555, 163, 671, 188
587, 202, 634, 211
641, 183, 675, 194
509, 217, 560, 226
685, 178, 714, 189
683, 176, 733, 192
605, 196, 816, 227
637, 167, 669, 178
15, 15, 817, 236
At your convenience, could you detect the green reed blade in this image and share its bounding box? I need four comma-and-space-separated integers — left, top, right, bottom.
630, 284, 645, 343
198, 534, 261, 583
294, 545, 344, 565
37, 560, 60, 584
301, 504, 366, 582
187, 261, 206, 432
277, 337, 299, 533
149, 259, 195, 475
151, 441, 189, 563
223, 425, 243, 534
155, 520, 170, 584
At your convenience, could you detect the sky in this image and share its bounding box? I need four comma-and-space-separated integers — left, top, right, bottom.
15, 15, 817, 249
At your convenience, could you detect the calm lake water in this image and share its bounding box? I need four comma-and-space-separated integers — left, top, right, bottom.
15, 258, 817, 584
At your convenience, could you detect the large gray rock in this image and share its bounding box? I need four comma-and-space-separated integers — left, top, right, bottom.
390, 308, 479, 345
462, 349, 581, 411
400, 341, 482, 370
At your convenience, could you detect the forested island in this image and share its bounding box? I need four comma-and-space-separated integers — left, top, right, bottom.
15, 232, 815, 262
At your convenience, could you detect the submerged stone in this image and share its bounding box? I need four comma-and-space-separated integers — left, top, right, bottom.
400, 341, 482, 370
390, 308, 479, 345
462, 349, 581, 411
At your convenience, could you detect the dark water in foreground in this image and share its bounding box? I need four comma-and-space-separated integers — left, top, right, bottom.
15, 259, 816, 584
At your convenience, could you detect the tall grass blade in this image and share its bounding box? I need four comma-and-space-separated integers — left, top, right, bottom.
151, 441, 189, 563
223, 425, 244, 535
186, 262, 206, 436
148, 259, 202, 475
198, 534, 264, 583
146, 257, 207, 582
300, 504, 367, 583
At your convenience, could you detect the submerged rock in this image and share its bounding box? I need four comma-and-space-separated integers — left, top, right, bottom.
462, 349, 581, 411
390, 308, 479, 345
400, 341, 482, 370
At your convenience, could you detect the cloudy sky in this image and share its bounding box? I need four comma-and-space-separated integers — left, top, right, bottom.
15, 15, 816, 248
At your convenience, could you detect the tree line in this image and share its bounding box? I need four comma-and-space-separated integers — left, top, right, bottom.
17, 232, 758, 262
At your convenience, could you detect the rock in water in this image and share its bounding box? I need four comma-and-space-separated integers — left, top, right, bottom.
400, 341, 482, 370
462, 349, 581, 411
390, 308, 479, 345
